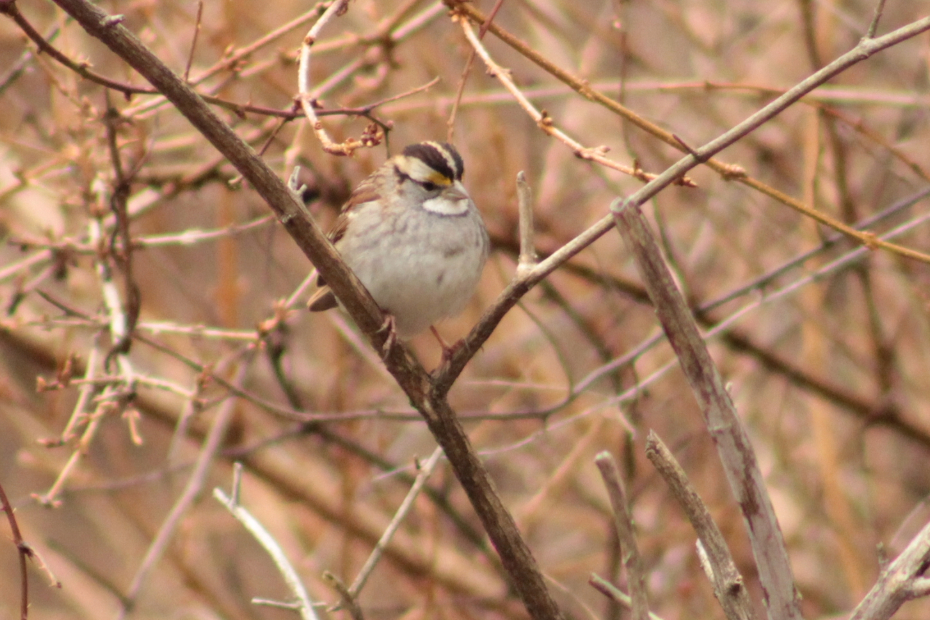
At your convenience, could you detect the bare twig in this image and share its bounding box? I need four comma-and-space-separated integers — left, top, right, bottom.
866, 0, 888, 39
12, 215, 277, 254
102, 100, 141, 370
446, 47, 477, 143
32, 343, 116, 507
589, 574, 665, 620
645, 432, 755, 620
346, 447, 444, 600
594, 452, 649, 620
478, 0, 506, 39
182, 1, 203, 82
459, 20, 689, 186
0, 480, 29, 620
515, 171, 537, 278
57, 344, 101, 444
298, 0, 366, 156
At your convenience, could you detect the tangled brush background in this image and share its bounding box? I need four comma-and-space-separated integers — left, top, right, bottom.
2, 1, 930, 619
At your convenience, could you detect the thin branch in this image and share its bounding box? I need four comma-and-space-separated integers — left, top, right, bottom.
865, 0, 888, 39
298, 0, 368, 156
594, 452, 649, 620
32, 343, 119, 508
459, 20, 690, 186
588, 574, 666, 620
478, 0, 507, 39
446, 45, 477, 143
102, 98, 141, 369
346, 447, 444, 600
182, 1, 203, 82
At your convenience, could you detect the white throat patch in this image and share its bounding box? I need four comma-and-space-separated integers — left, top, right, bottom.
422, 195, 470, 215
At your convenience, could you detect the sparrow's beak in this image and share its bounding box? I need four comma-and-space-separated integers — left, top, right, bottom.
443, 181, 470, 203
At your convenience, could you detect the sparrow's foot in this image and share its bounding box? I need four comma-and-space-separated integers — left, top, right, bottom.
430, 325, 462, 363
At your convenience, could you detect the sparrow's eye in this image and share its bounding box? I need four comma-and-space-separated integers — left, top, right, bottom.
420, 181, 439, 192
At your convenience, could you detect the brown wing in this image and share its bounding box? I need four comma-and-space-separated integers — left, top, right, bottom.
331, 180, 379, 244
314, 175, 382, 287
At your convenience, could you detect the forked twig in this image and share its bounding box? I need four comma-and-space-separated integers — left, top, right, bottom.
297, 0, 365, 156
645, 432, 755, 620
850, 517, 930, 620
215, 464, 319, 620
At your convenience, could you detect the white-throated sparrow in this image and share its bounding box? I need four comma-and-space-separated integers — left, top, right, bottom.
308, 141, 489, 341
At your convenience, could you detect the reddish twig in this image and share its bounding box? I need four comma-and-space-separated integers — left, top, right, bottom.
0, 480, 29, 620
182, 1, 204, 82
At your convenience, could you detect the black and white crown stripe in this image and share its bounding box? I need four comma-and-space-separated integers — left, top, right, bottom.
401, 142, 465, 182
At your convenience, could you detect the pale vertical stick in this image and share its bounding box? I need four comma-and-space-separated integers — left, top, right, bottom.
516, 171, 537, 278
